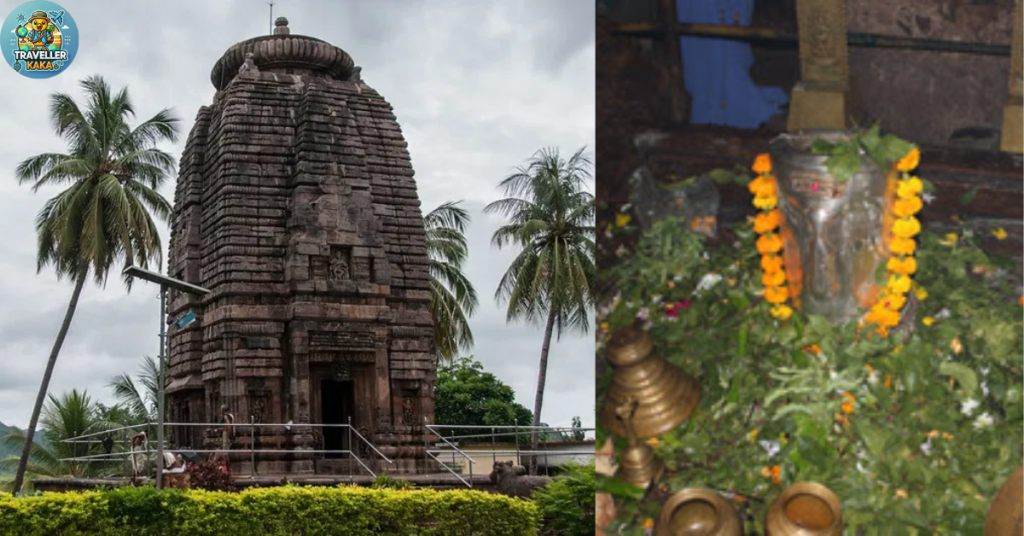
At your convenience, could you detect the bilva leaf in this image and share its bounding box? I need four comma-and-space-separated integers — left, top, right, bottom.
939, 362, 979, 397
960, 186, 979, 205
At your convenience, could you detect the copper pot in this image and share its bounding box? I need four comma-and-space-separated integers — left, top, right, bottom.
655, 488, 743, 536
985, 467, 1023, 535
765, 482, 843, 536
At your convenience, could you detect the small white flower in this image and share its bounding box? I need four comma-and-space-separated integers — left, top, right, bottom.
867, 372, 879, 386
636, 307, 650, 321
615, 245, 627, 257
960, 398, 980, 415
651, 295, 663, 305
696, 273, 723, 293
936, 308, 951, 319
920, 441, 933, 456
758, 440, 781, 457
673, 274, 683, 282
620, 203, 632, 212
973, 412, 994, 430
922, 193, 936, 204
626, 301, 634, 309
961, 228, 974, 238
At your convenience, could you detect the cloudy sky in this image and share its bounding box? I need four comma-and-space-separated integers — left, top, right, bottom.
0, 0, 595, 432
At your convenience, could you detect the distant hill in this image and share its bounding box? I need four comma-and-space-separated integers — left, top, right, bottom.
0, 420, 17, 474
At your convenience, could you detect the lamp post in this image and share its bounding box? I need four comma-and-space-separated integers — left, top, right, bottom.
122, 266, 210, 490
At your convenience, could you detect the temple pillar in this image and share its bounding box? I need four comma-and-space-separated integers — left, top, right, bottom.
788, 0, 850, 131
1000, 0, 1022, 154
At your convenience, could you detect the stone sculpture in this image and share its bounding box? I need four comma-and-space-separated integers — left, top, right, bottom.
489, 460, 550, 498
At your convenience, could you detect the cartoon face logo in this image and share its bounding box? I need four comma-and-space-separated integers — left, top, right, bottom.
5, 1, 77, 79
29, 11, 47, 32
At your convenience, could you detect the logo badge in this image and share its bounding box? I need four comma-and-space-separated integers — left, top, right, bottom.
4, 1, 77, 79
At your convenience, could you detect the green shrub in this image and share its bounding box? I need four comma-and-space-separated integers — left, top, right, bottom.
370, 471, 413, 490
532, 463, 596, 536
0, 485, 541, 536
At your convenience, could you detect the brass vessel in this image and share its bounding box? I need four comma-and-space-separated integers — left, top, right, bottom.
985, 467, 1023, 536
600, 328, 701, 439
613, 398, 664, 488
765, 482, 843, 536
655, 488, 744, 536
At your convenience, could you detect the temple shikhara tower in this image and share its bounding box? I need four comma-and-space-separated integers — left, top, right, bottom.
165, 18, 435, 474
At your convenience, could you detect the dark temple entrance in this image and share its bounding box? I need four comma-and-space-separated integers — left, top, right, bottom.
320, 380, 355, 458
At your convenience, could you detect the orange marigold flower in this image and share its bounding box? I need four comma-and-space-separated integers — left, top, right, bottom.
885, 375, 892, 389
762, 269, 787, 288
771, 304, 793, 320
865, 363, 875, 374
643, 518, 655, 530
749, 175, 777, 198
761, 254, 784, 273
883, 293, 907, 311
763, 286, 789, 304
890, 237, 917, 256
897, 177, 924, 199
866, 304, 900, 328
753, 209, 783, 234
841, 401, 855, 414
771, 465, 781, 484
734, 494, 747, 503
886, 256, 917, 276
753, 195, 778, 210
893, 217, 922, 239
896, 148, 920, 172
893, 196, 923, 218
886, 274, 913, 295
756, 233, 783, 254
803, 344, 821, 354
752, 153, 773, 174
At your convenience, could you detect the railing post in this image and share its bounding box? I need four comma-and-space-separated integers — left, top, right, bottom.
490, 426, 496, 465
347, 417, 352, 479
514, 418, 520, 467
423, 416, 428, 473
250, 415, 255, 478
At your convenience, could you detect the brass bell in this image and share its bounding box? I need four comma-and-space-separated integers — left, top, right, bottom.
765, 482, 843, 536
600, 327, 701, 439
985, 467, 1023, 536
613, 398, 664, 488
656, 488, 744, 536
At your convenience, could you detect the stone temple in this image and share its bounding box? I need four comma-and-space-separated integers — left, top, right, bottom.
165, 18, 435, 474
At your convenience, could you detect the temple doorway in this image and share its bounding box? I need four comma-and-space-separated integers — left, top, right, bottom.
320, 379, 355, 458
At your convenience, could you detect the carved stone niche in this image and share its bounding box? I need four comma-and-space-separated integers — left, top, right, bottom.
399, 381, 422, 427
246, 378, 270, 425
329, 246, 351, 281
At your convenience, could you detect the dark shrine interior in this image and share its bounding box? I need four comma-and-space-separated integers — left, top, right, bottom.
596, 0, 1022, 289
321, 379, 355, 457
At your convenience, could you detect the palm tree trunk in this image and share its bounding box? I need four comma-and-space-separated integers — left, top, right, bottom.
529, 308, 557, 476
12, 265, 88, 494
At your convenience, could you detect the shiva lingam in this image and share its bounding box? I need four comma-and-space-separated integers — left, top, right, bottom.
766, 130, 916, 325
655, 488, 744, 536
985, 467, 1023, 536
765, 482, 843, 536
599, 327, 700, 439
613, 397, 664, 488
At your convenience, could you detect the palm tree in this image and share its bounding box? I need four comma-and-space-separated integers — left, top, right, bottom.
425, 201, 478, 363
484, 147, 595, 473
0, 390, 120, 491
10, 76, 179, 493
107, 355, 160, 426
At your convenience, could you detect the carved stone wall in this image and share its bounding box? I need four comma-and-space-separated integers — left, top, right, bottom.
166, 20, 435, 473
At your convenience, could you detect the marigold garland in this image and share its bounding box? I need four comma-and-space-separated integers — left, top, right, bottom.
749, 156, 792, 320
748, 147, 924, 335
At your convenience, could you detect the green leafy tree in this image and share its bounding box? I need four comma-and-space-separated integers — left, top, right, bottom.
107, 354, 159, 426
433, 357, 533, 443
0, 390, 120, 491
425, 201, 478, 363
484, 147, 595, 472
10, 76, 179, 493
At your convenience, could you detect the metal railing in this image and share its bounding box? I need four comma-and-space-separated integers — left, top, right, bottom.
57, 420, 594, 488
424, 421, 596, 488
61, 419, 392, 478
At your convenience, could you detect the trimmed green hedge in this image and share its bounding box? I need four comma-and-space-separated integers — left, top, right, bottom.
0, 485, 541, 535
